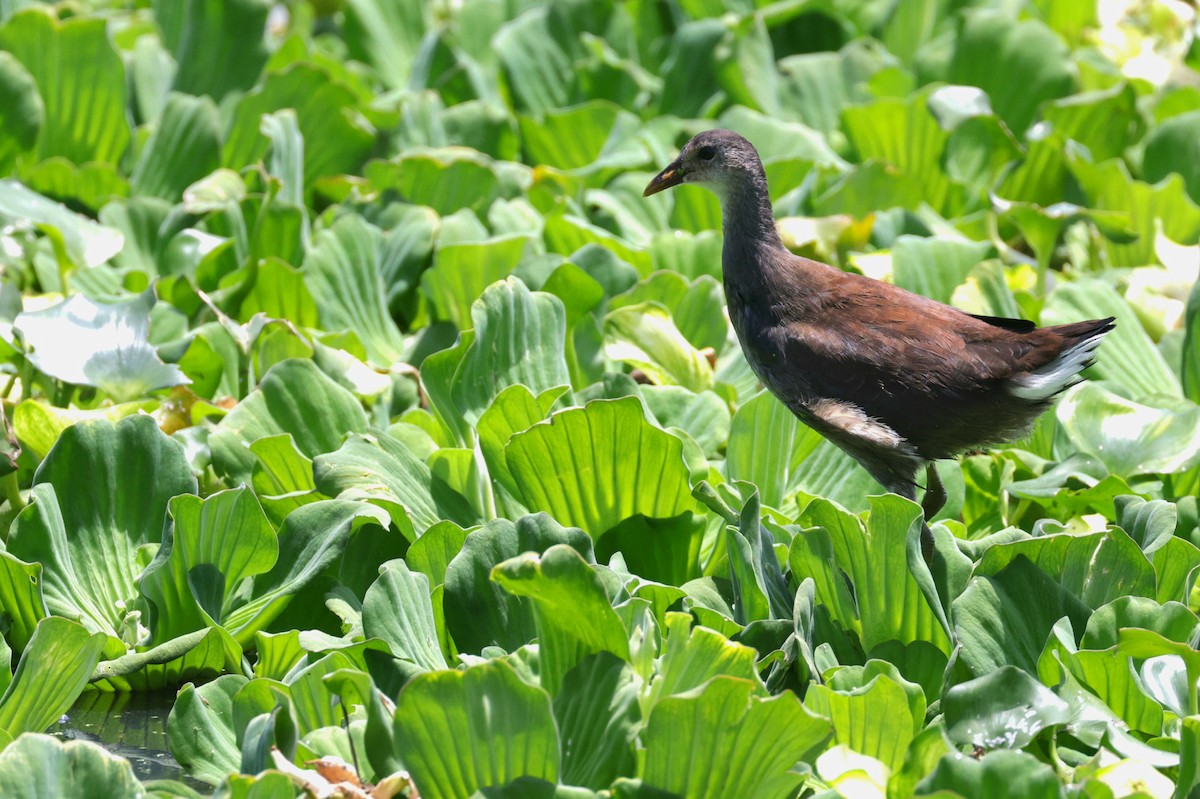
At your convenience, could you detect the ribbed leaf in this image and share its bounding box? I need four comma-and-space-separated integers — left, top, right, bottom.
302, 215, 408, 365
948, 10, 1075, 137
154, 0, 270, 101
805, 672, 914, 770
790, 495, 952, 654
423, 277, 571, 444
1070, 157, 1200, 267
139, 488, 277, 643
492, 544, 628, 695
641, 677, 829, 799
209, 358, 369, 485
725, 390, 798, 511
223, 64, 374, 189
0, 618, 106, 738
14, 290, 190, 401
341, 0, 425, 90
1042, 279, 1180, 398
7, 415, 196, 650
314, 432, 477, 539
0, 734, 145, 798
554, 653, 639, 789
505, 397, 699, 537
0, 179, 123, 267
0, 7, 129, 164
394, 660, 559, 799
0, 51, 40, 173
130, 92, 221, 202
363, 560, 448, 671
443, 513, 592, 656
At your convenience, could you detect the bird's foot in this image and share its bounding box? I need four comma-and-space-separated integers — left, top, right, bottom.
920, 521, 935, 566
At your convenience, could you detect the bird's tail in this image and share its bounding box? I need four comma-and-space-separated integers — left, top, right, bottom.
1009, 317, 1116, 401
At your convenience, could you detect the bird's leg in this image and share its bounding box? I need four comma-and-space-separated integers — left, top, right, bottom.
885, 473, 935, 567
921, 463, 947, 519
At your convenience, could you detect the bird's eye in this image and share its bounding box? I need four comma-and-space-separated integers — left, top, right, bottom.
697, 146, 716, 161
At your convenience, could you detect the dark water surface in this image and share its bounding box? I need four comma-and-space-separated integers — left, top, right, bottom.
49, 689, 209, 792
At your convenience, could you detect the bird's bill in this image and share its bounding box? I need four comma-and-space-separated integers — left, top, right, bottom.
643, 159, 685, 196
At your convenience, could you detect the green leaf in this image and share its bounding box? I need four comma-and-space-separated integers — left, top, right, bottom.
0, 179, 123, 267
215, 500, 389, 645
1184, 277, 1200, 403
952, 556, 1091, 677
478, 384, 566, 499
12, 399, 158, 461
0, 734, 145, 798
1056, 384, 1200, 476
239, 258, 319, 327
1043, 84, 1140, 163
313, 433, 477, 538
394, 659, 559, 799
0, 7, 130, 164
168, 674, 246, 786
943, 665, 1070, 749
362, 560, 448, 672
641, 677, 828, 799
209, 358, 369, 485
89, 626, 243, 693
443, 513, 593, 656
597, 512, 706, 589
605, 303, 712, 391
891, 236, 993, 305
302, 215, 408, 365
420, 237, 529, 329
131, 93, 222, 202
0, 618, 106, 738
553, 653, 639, 789
916, 749, 1065, 799
223, 64, 374, 189
506, 397, 699, 538
0, 51, 40, 173
647, 613, 762, 705
842, 88, 966, 217
493, 9, 571, 115
139, 488, 276, 643
947, 10, 1076, 137
1069, 157, 1200, 267
0, 553, 46, 655
366, 149, 510, 217
154, 0, 270, 101
805, 670, 914, 770
341, 0, 424, 91
1042, 279, 1180, 399
7, 415, 196, 649
790, 496, 951, 655
725, 391, 798, 511
492, 544, 628, 695
975, 527, 1157, 608
1143, 109, 1200, 205
520, 101, 649, 179
424, 277, 571, 445
14, 291, 190, 401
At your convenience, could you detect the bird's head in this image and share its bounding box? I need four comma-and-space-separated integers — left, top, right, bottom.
643, 129, 762, 199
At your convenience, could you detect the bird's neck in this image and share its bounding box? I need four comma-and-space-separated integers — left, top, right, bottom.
715, 167, 786, 291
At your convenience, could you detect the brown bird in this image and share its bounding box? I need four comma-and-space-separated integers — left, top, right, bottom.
644, 130, 1114, 537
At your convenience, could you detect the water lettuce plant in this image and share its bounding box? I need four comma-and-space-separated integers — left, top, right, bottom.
0, 0, 1196, 797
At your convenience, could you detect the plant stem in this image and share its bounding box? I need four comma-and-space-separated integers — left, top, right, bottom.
1, 473, 24, 514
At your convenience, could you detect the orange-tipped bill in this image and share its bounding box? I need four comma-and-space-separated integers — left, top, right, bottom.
643, 159, 685, 196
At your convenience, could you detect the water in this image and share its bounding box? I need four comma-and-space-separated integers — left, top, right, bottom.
49, 690, 209, 792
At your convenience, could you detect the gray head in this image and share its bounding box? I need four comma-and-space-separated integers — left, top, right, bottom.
643, 129, 765, 200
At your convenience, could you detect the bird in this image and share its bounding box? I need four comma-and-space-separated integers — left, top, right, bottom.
644, 129, 1114, 549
